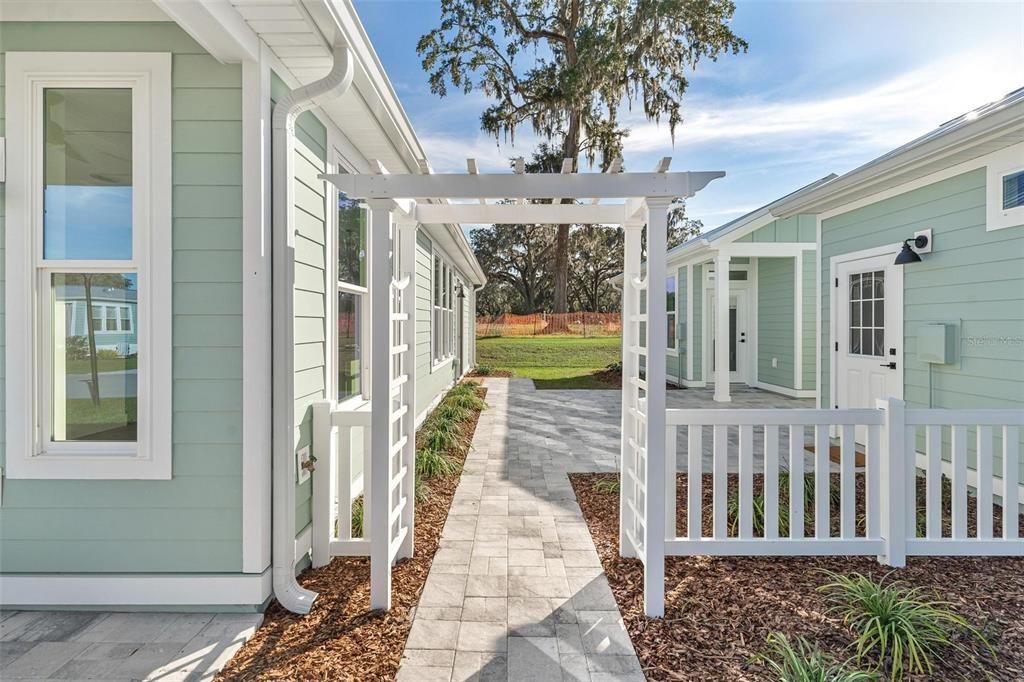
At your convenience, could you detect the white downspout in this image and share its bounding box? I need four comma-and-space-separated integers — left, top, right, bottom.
271, 43, 354, 614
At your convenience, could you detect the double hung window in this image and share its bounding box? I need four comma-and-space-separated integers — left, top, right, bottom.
336, 189, 368, 402
432, 252, 457, 366
5, 52, 171, 479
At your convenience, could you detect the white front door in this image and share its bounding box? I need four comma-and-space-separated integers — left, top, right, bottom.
834, 252, 903, 439
708, 288, 750, 383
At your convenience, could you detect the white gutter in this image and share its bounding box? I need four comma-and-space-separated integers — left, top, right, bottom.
271, 43, 355, 615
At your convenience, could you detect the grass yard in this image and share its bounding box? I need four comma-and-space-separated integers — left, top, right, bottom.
476, 336, 621, 389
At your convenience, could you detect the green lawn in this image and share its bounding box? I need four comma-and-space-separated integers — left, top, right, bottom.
476, 336, 621, 389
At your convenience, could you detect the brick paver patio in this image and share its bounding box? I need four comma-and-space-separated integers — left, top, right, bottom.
396, 378, 812, 681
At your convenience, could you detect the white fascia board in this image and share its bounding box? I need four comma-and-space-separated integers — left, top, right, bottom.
153, 0, 259, 63
323, 171, 726, 201
414, 203, 629, 225
715, 242, 816, 258
772, 101, 1024, 217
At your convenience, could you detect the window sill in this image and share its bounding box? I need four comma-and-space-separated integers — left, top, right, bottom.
432, 356, 455, 373
5, 450, 171, 480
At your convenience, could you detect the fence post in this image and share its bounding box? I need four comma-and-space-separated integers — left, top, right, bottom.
312, 400, 334, 568
878, 397, 907, 567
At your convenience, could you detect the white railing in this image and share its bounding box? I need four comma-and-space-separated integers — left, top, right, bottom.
310, 219, 417, 611
312, 400, 372, 562
637, 399, 1024, 611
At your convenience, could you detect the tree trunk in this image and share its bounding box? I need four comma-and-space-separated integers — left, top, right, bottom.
545, 116, 581, 334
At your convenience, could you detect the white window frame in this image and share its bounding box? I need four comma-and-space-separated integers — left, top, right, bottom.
4, 52, 172, 479
431, 245, 457, 370
986, 144, 1024, 232
328, 149, 370, 407
666, 273, 678, 355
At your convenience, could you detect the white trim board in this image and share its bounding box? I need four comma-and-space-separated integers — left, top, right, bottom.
241, 50, 273, 574
0, 570, 273, 608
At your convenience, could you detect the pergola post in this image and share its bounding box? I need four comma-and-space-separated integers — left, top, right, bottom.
396, 218, 419, 560
367, 198, 395, 610
619, 220, 643, 559
643, 198, 671, 618
714, 250, 732, 403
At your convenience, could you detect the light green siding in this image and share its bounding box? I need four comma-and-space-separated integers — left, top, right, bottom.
0, 23, 245, 573
414, 232, 471, 418
757, 257, 796, 387
820, 166, 1024, 484
669, 215, 816, 391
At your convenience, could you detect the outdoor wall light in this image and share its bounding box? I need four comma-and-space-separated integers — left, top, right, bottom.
456, 284, 467, 299
894, 234, 929, 265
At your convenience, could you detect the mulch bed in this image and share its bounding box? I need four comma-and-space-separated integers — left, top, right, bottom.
217, 384, 487, 681
468, 368, 513, 378
570, 471, 1024, 681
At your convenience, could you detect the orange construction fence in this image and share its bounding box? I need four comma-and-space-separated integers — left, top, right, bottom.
476, 312, 622, 337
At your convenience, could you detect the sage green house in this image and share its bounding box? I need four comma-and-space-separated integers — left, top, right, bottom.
626, 176, 834, 401
0, 0, 482, 611
772, 86, 1024, 503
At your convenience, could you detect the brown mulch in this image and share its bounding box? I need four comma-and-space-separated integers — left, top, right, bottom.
217, 384, 487, 681
468, 368, 513, 378
570, 471, 1024, 681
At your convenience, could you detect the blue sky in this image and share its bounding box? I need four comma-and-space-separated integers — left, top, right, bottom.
354, 0, 1023, 229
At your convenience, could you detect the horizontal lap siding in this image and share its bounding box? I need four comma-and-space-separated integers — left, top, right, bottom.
802, 253, 816, 390
757, 257, 796, 388
415, 232, 469, 419
0, 23, 244, 573
692, 265, 703, 381
821, 166, 1024, 484
272, 70, 329, 540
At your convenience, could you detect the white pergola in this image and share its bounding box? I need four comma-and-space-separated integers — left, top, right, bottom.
319, 159, 724, 616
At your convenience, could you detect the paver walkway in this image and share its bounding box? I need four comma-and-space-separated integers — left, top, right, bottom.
0, 611, 261, 681
398, 378, 644, 682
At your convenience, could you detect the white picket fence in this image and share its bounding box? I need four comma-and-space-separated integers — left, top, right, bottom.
628, 398, 1024, 615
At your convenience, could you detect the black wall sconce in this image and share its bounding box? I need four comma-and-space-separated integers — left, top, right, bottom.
456, 283, 467, 300
895, 234, 929, 265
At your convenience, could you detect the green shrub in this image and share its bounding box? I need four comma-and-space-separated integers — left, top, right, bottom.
444, 391, 487, 412
605, 360, 623, 373
416, 447, 459, 479
593, 478, 621, 494
434, 401, 472, 423
421, 418, 467, 453
415, 474, 431, 502
475, 364, 493, 376
757, 632, 877, 682
351, 496, 364, 538
819, 571, 991, 680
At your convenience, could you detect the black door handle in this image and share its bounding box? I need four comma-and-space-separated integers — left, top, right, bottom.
879, 362, 896, 369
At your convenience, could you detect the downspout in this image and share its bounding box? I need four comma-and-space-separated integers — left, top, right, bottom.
271, 43, 354, 615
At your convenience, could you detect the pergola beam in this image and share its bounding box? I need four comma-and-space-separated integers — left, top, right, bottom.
414, 202, 630, 225
321, 170, 725, 201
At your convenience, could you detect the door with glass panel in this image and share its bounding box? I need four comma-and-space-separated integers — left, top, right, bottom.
835, 253, 902, 442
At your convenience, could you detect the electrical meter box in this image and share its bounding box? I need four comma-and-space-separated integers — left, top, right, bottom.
917, 323, 957, 364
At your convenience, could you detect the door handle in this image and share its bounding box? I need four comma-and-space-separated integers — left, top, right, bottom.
879, 362, 896, 369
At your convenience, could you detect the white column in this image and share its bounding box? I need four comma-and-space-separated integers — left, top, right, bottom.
685, 263, 693, 383
396, 219, 418, 560
643, 198, 670, 618
368, 199, 395, 610
619, 220, 643, 559
713, 250, 731, 403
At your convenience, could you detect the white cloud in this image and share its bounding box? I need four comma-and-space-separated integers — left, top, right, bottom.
623, 48, 1020, 157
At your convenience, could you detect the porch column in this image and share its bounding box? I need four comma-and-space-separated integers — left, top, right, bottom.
619, 219, 643, 559
643, 198, 671, 618
714, 249, 731, 402
367, 199, 395, 610
396, 217, 419, 560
